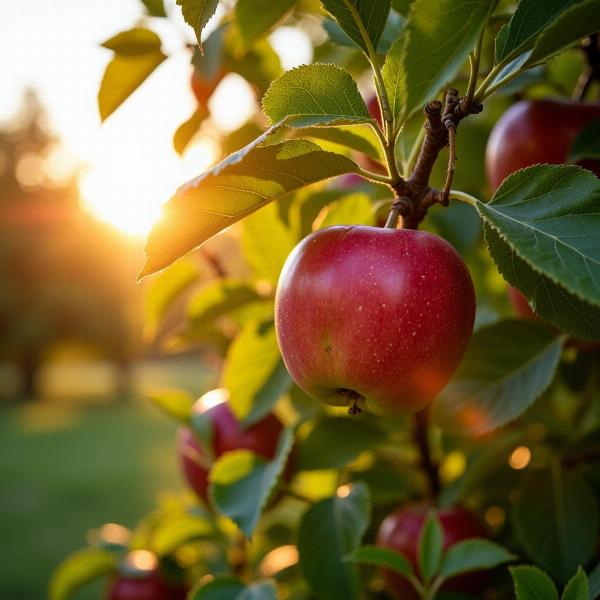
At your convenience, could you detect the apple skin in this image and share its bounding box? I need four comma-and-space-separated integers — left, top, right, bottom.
367, 95, 382, 127
376, 504, 487, 600
274, 226, 476, 415
190, 68, 225, 106
107, 572, 187, 600
486, 99, 600, 190
177, 398, 285, 501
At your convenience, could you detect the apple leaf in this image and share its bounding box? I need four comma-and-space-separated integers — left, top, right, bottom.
190, 577, 277, 600
320, 0, 391, 54
151, 513, 214, 556
383, 0, 492, 123
242, 204, 296, 283
263, 64, 372, 128
209, 428, 294, 538
345, 545, 414, 577
526, 0, 600, 67
49, 548, 116, 600
141, 0, 166, 17
513, 468, 598, 583
315, 193, 376, 229
173, 107, 209, 156
300, 123, 385, 162
221, 320, 291, 426
562, 568, 589, 600
98, 29, 166, 121
186, 280, 264, 332
391, 0, 412, 16
297, 416, 386, 471
484, 225, 600, 341
177, 0, 220, 48
476, 164, 600, 310
435, 319, 562, 435
510, 566, 560, 600
140, 139, 359, 278
569, 118, 600, 163
235, 0, 296, 50
145, 387, 195, 424
298, 483, 370, 600
439, 539, 516, 579
418, 511, 443, 584
494, 0, 578, 65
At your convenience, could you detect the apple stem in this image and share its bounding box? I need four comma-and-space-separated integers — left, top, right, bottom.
412, 407, 441, 500
573, 33, 600, 101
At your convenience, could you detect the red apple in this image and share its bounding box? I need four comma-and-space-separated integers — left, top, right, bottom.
367, 95, 382, 127
107, 571, 187, 600
376, 504, 487, 600
191, 68, 225, 106
177, 390, 285, 501
274, 226, 475, 415
486, 99, 600, 190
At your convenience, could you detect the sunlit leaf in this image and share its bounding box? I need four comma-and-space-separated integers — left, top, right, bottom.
173, 107, 209, 155
141, 0, 167, 17
145, 387, 195, 424
235, 0, 296, 49
177, 0, 220, 48
315, 193, 376, 229
101, 28, 164, 55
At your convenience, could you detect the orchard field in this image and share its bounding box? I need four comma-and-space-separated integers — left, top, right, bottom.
2, 1, 600, 599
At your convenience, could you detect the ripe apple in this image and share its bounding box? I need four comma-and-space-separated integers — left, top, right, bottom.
190, 68, 225, 106
367, 94, 382, 127
177, 390, 285, 501
274, 226, 475, 415
376, 504, 487, 599
486, 99, 600, 190
107, 570, 187, 600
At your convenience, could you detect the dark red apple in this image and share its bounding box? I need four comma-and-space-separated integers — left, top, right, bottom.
376, 504, 487, 600
274, 226, 475, 415
191, 68, 225, 106
367, 95, 382, 127
177, 390, 285, 501
486, 99, 600, 190
107, 570, 187, 600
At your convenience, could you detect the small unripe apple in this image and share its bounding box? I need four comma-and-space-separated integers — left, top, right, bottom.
190, 68, 225, 106
177, 390, 285, 501
486, 99, 600, 190
275, 226, 475, 415
376, 504, 487, 599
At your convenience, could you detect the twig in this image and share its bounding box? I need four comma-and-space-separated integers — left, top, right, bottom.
412, 407, 441, 501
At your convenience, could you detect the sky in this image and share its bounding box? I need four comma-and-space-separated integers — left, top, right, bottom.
0, 0, 312, 235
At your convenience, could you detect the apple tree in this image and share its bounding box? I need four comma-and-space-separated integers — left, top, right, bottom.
51, 1, 600, 599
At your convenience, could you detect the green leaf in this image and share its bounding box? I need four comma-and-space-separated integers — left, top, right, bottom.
434, 319, 562, 435
235, 0, 296, 50
418, 510, 443, 584
391, 0, 412, 16
210, 427, 294, 537
140, 139, 359, 277
177, 0, 220, 48
143, 258, 200, 337
526, 0, 600, 67
511, 565, 559, 600
320, 0, 391, 54
440, 539, 516, 579
141, 0, 167, 17
98, 29, 166, 121
476, 164, 600, 309
263, 64, 372, 128
241, 203, 295, 282
298, 483, 370, 600
301, 124, 385, 161
569, 118, 600, 163
513, 467, 599, 583
562, 567, 589, 600
383, 0, 492, 123
173, 107, 209, 155
221, 321, 291, 426
495, 0, 578, 65
145, 387, 195, 424
346, 545, 414, 577
297, 416, 386, 471
484, 224, 600, 341
315, 193, 376, 229
191, 576, 276, 600
186, 279, 263, 331
588, 563, 600, 600
48, 548, 116, 600
101, 28, 164, 55
151, 513, 214, 556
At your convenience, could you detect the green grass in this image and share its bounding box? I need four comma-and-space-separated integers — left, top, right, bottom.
0, 358, 215, 600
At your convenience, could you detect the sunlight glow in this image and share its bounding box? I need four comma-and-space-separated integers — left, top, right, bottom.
199, 388, 229, 410
509, 446, 531, 470
125, 550, 158, 572
260, 545, 299, 577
